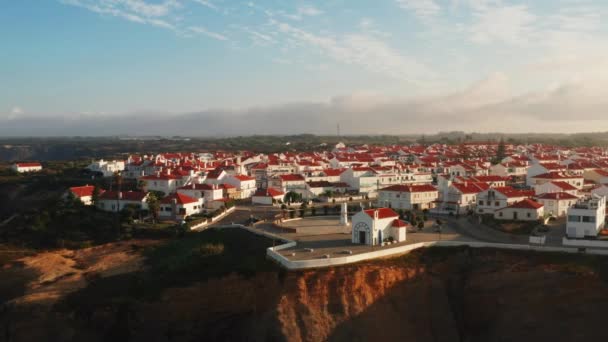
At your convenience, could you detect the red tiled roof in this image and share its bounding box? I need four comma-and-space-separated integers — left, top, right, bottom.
452, 182, 489, 194
363, 208, 399, 219
253, 188, 284, 197
506, 198, 543, 209
69, 185, 98, 198
392, 219, 410, 228
279, 174, 305, 181
493, 186, 535, 198
380, 184, 437, 193
536, 192, 578, 200
15, 162, 42, 167
592, 169, 608, 177
161, 193, 199, 205
321, 169, 345, 176
550, 181, 577, 191
232, 174, 255, 181
533, 172, 580, 179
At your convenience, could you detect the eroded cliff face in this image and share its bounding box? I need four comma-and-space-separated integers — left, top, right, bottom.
3, 248, 608, 342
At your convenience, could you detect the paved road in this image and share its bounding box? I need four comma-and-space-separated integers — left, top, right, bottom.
432, 214, 529, 244
209, 205, 281, 227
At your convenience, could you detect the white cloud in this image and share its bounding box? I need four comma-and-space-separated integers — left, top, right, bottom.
396, 0, 441, 19
188, 26, 228, 40
61, 0, 233, 41
297, 5, 323, 17
469, 4, 536, 45
61, 0, 177, 30
269, 4, 324, 21
122, 0, 180, 17
273, 20, 436, 84
2, 106, 24, 120
191, 0, 217, 11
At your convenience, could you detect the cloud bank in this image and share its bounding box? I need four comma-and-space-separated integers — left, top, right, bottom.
2, 74, 607, 136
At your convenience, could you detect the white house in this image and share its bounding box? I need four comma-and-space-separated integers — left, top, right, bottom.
97, 191, 149, 212
490, 161, 528, 180
270, 174, 307, 193
204, 168, 228, 185
528, 172, 584, 189
11, 162, 42, 173
66, 185, 100, 205
140, 173, 185, 194
476, 187, 534, 214
494, 198, 544, 221
534, 181, 578, 196
437, 181, 489, 214
591, 184, 608, 198
351, 208, 408, 246
86, 159, 125, 177
566, 195, 606, 238
377, 184, 438, 210
535, 192, 578, 217
526, 163, 566, 186
159, 193, 204, 220
223, 174, 257, 199
177, 183, 223, 208
251, 188, 284, 205
583, 169, 608, 185
340, 168, 378, 194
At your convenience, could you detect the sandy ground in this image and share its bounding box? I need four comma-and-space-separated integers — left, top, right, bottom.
3, 239, 161, 306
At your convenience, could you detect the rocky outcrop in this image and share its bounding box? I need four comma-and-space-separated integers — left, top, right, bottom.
3, 248, 608, 341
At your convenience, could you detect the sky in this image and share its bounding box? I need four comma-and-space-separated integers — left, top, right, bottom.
1, 0, 608, 136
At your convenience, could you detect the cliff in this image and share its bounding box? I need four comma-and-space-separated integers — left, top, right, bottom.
3, 244, 608, 341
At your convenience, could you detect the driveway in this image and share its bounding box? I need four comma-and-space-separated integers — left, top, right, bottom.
433, 214, 529, 244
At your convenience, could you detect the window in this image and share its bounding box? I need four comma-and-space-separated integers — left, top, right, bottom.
568, 215, 580, 222
486, 201, 490, 206
495, 201, 499, 206
582, 216, 596, 223
479, 200, 483, 205
498, 212, 503, 217
527, 212, 531, 218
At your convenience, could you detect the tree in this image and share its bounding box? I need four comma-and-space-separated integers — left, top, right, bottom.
493, 138, 506, 164
91, 185, 101, 208
120, 205, 136, 225
146, 193, 160, 224
137, 179, 147, 191
284, 191, 300, 204
63, 191, 80, 208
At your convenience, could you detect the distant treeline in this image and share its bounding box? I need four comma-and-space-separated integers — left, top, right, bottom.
1, 131, 608, 161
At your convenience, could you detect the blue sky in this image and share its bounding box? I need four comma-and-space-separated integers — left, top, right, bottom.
1, 0, 608, 135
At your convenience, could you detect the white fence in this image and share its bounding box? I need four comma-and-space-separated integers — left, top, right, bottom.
190, 206, 236, 230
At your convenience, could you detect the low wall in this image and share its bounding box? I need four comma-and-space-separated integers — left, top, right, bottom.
562, 237, 608, 248
529, 235, 546, 245
190, 206, 236, 230
265, 238, 608, 270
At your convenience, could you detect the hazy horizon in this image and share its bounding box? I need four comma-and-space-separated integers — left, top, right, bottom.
2, 0, 608, 135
